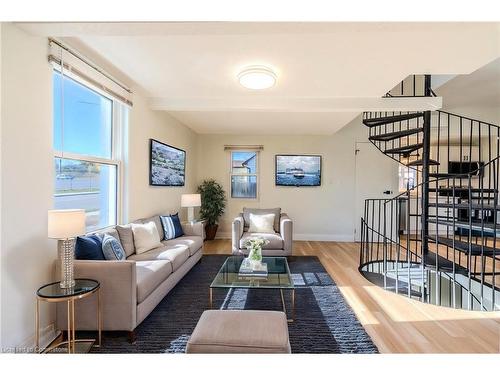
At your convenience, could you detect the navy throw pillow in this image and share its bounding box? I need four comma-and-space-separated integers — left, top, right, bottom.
101, 234, 126, 261
75, 234, 105, 260
160, 213, 184, 240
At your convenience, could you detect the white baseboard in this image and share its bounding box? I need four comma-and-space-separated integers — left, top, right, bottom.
15, 323, 60, 353
215, 232, 354, 242
294, 233, 354, 242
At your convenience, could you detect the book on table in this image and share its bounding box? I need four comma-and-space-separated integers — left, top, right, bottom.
238, 258, 268, 278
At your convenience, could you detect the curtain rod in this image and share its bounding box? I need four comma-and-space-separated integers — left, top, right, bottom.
49, 55, 133, 107
224, 145, 264, 151
49, 38, 132, 94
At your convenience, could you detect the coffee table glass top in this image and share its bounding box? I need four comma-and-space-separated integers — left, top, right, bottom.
211, 256, 294, 289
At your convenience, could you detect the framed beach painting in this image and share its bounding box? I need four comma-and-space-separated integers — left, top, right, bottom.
275, 154, 321, 187
149, 139, 186, 186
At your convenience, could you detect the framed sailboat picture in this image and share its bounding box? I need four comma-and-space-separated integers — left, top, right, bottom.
275, 155, 321, 187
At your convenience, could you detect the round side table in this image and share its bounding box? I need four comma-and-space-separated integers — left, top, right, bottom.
35, 279, 101, 354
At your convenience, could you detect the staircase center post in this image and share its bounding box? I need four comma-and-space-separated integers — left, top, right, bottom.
421, 74, 432, 258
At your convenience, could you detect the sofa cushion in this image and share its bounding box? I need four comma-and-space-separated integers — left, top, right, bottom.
135, 260, 173, 303
75, 235, 105, 260
243, 208, 281, 232
160, 213, 184, 240
131, 221, 162, 254
94, 227, 120, 241
116, 224, 135, 257
128, 245, 190, 271
240, 232, 283, 250
101, 234, 126, 261
162, 236, 202, 256
142, 215, 164, 241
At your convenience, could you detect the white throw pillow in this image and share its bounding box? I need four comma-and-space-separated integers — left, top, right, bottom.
131, 221, 161, 254
248, 213, 276, 233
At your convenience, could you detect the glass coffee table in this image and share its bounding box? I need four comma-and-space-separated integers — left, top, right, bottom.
210, 256, 295, 322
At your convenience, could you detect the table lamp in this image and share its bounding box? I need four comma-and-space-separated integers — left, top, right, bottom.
48, 209, 86, 289
181, 194, 201, 224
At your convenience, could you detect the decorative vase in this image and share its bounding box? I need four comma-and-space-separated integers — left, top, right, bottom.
247, 245, 263, 269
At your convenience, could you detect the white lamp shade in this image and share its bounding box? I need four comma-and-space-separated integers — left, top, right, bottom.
48, 209, 86, 239
181, 194, 201, 208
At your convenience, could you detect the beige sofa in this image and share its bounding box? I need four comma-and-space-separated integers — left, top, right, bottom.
232, 207, 293, 256
55, 215, 203, 338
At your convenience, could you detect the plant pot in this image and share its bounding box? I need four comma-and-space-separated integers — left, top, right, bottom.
205, 224, 218, 240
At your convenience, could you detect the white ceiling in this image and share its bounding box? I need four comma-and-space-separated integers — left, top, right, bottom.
437, 57, 500, 109
18, 22, 500, 134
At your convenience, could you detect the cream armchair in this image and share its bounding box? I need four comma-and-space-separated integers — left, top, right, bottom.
232, 208, 293, 256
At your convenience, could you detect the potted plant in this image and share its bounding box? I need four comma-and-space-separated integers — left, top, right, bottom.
197, 179, 226, 240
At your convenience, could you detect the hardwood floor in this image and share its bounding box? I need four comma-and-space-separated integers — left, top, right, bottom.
203, 239, 500, 353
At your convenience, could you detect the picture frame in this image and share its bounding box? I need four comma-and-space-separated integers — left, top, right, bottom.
149, 139, 186, 186
275, 154, 322, 187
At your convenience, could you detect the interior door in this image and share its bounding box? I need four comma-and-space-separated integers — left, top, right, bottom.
354, 142, 399, 241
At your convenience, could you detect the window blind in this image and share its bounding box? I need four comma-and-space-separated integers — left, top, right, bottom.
48, 38, 133, 107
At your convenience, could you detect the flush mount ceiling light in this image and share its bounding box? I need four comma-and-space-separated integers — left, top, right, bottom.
238, 65, 276, 90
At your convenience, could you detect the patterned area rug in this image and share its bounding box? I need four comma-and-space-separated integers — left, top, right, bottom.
90, 255, 378, 353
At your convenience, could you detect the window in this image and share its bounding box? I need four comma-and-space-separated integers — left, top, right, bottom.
53, 70, 124, 231
230, 151, 258, 198
399, 165, 417, 192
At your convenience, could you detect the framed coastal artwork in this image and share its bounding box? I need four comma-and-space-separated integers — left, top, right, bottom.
149, 139, 186, 186
275, 154, 322, 187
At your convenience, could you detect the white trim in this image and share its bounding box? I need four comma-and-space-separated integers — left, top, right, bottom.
15, 323, 59, 353
149, 96, 443, 112
215, 231, 354, 242
294, 233, 355, 242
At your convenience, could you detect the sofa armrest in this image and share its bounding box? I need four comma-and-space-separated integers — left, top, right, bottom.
56, 259, 137, 331
232, 215, 244, 254
181, 221, 204, 238
280, 213, 293, 256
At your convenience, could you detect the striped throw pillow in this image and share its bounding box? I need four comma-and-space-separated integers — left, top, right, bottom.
160, 213, 184, 240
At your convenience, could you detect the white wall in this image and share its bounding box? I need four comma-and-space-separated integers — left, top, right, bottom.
0, 23, 55, 351
0, 23, 199, 349
196, 116, 369, 241
127, 93, 199, 221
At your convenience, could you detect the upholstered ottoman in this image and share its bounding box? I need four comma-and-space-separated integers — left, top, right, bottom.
186, 310, 291, 353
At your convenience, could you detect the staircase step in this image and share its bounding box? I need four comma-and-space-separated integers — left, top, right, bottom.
429, 187, 497, 196
405, 159, 440, 167
363, 112, 424, 127
428, 235, 497, 257
423, 251, 469, 274
429, 173, 470, 179
429, 202, 500, 210
384, 143, 423, 155
369, 128, 423, 142
428, 218, 500, 236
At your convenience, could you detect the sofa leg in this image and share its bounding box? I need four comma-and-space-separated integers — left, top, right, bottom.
128, 330, 137, 344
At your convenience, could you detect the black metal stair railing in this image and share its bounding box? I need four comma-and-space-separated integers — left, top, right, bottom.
359, 76, 500, 311
360, 164, 500, 310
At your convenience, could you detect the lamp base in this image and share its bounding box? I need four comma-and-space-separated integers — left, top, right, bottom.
58, 239, 76, 289
187, 207, 195, 224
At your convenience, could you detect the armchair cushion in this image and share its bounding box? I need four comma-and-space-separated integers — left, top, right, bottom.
240, 232, 284, 250
243, 208, 281, 232
248, 213, 276, 234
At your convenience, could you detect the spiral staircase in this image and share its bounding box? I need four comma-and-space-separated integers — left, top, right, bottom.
359, 75, 500, 311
